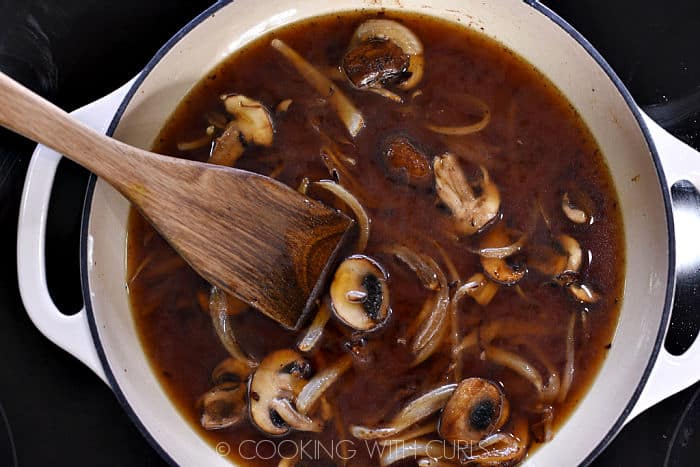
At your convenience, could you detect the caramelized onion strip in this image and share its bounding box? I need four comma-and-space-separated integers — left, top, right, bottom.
297, 302, 332, 353
271, 39, 365, 137
177, 134, 213, 151
296, 355, 353, 415
377, 422, 438, 446
484, 345, 544, 394
313, 180, 370, 252
470, 234, 526, 259
350, 384, 457, 440
559, 312, 577, 402
379, 439, 445, 467
389, 245, 441, 290
209, 286, 257, 367
426, 95, 491, 136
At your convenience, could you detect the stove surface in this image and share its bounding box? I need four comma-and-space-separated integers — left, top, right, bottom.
0, 1, 698, 466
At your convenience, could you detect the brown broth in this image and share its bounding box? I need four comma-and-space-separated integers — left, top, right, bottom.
127, 11, 624, 466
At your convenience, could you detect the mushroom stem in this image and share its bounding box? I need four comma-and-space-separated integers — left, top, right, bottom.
271, 39, 365, 137
269, 397, 324, 432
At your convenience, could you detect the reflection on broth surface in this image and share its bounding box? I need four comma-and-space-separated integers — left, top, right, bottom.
128, 11, 624, 466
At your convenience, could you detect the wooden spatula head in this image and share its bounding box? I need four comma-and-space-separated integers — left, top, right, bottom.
132, 162, 355, 329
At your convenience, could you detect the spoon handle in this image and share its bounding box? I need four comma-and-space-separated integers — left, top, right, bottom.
0, 71, 149, 194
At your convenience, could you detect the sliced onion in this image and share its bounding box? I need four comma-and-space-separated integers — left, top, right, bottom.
350, 384, 457, 440
559, 312, 577, 402
417, 458, 457, 467
209, 286, 257, 367
412, 297, 449, 366
510, 336, 561, 402
365, 86, 404, 103
296, 355, 352, 414
297, 302, 332, 353
377, 422, 438, 446
470, 234, 526, 259
277, 452, 300, 467
271, 39, 364, 137
389, 245, 442, 290
484, 345, 544, 394
432, 240, 460, 284
177, 134, 213, 151
313, 180, 370, 252
412, 276, 450, 364
379, 439, 444, 467
426, 96, 491, 135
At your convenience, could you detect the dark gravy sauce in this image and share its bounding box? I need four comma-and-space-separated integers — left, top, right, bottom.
128, 11, 624, 466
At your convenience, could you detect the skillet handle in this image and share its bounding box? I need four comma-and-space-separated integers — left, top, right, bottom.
16, 80, 134, 385
626, 112, 700, 422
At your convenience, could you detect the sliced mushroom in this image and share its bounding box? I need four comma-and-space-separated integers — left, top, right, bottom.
558, 234, 582, 273
221, 94, 274, 147
330, 255, 391, 331
345, 19, 424, 91
342, 38, 410, 89
433, 153, 500, 237
438, 378, 510, 443
527, 242, 568, 276
212, 357, 254, 385
198, 382, 247, 430
381, 135, 432, 187
208, 122, 246, 166
562, 191, 594, 225
568, 282, 600, 303
207, 94, 274, 167
458, 273, 499, 306
479, 228, 526, 285
248, 349, 322, 436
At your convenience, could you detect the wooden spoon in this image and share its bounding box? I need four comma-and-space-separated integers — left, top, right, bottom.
0, 72, 355, 330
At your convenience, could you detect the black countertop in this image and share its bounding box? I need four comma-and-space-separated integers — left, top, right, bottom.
0, 1, 698, 465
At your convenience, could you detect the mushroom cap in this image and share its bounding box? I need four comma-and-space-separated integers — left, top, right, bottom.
381, 135, 432, 187
248, 349, 314, 436
198, 382, 246, 431
350, 19, 424, 90
330, 255, 391, 331
342, 38, 410, 89
438, 378, 510, 443
221, 94, 274, 147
